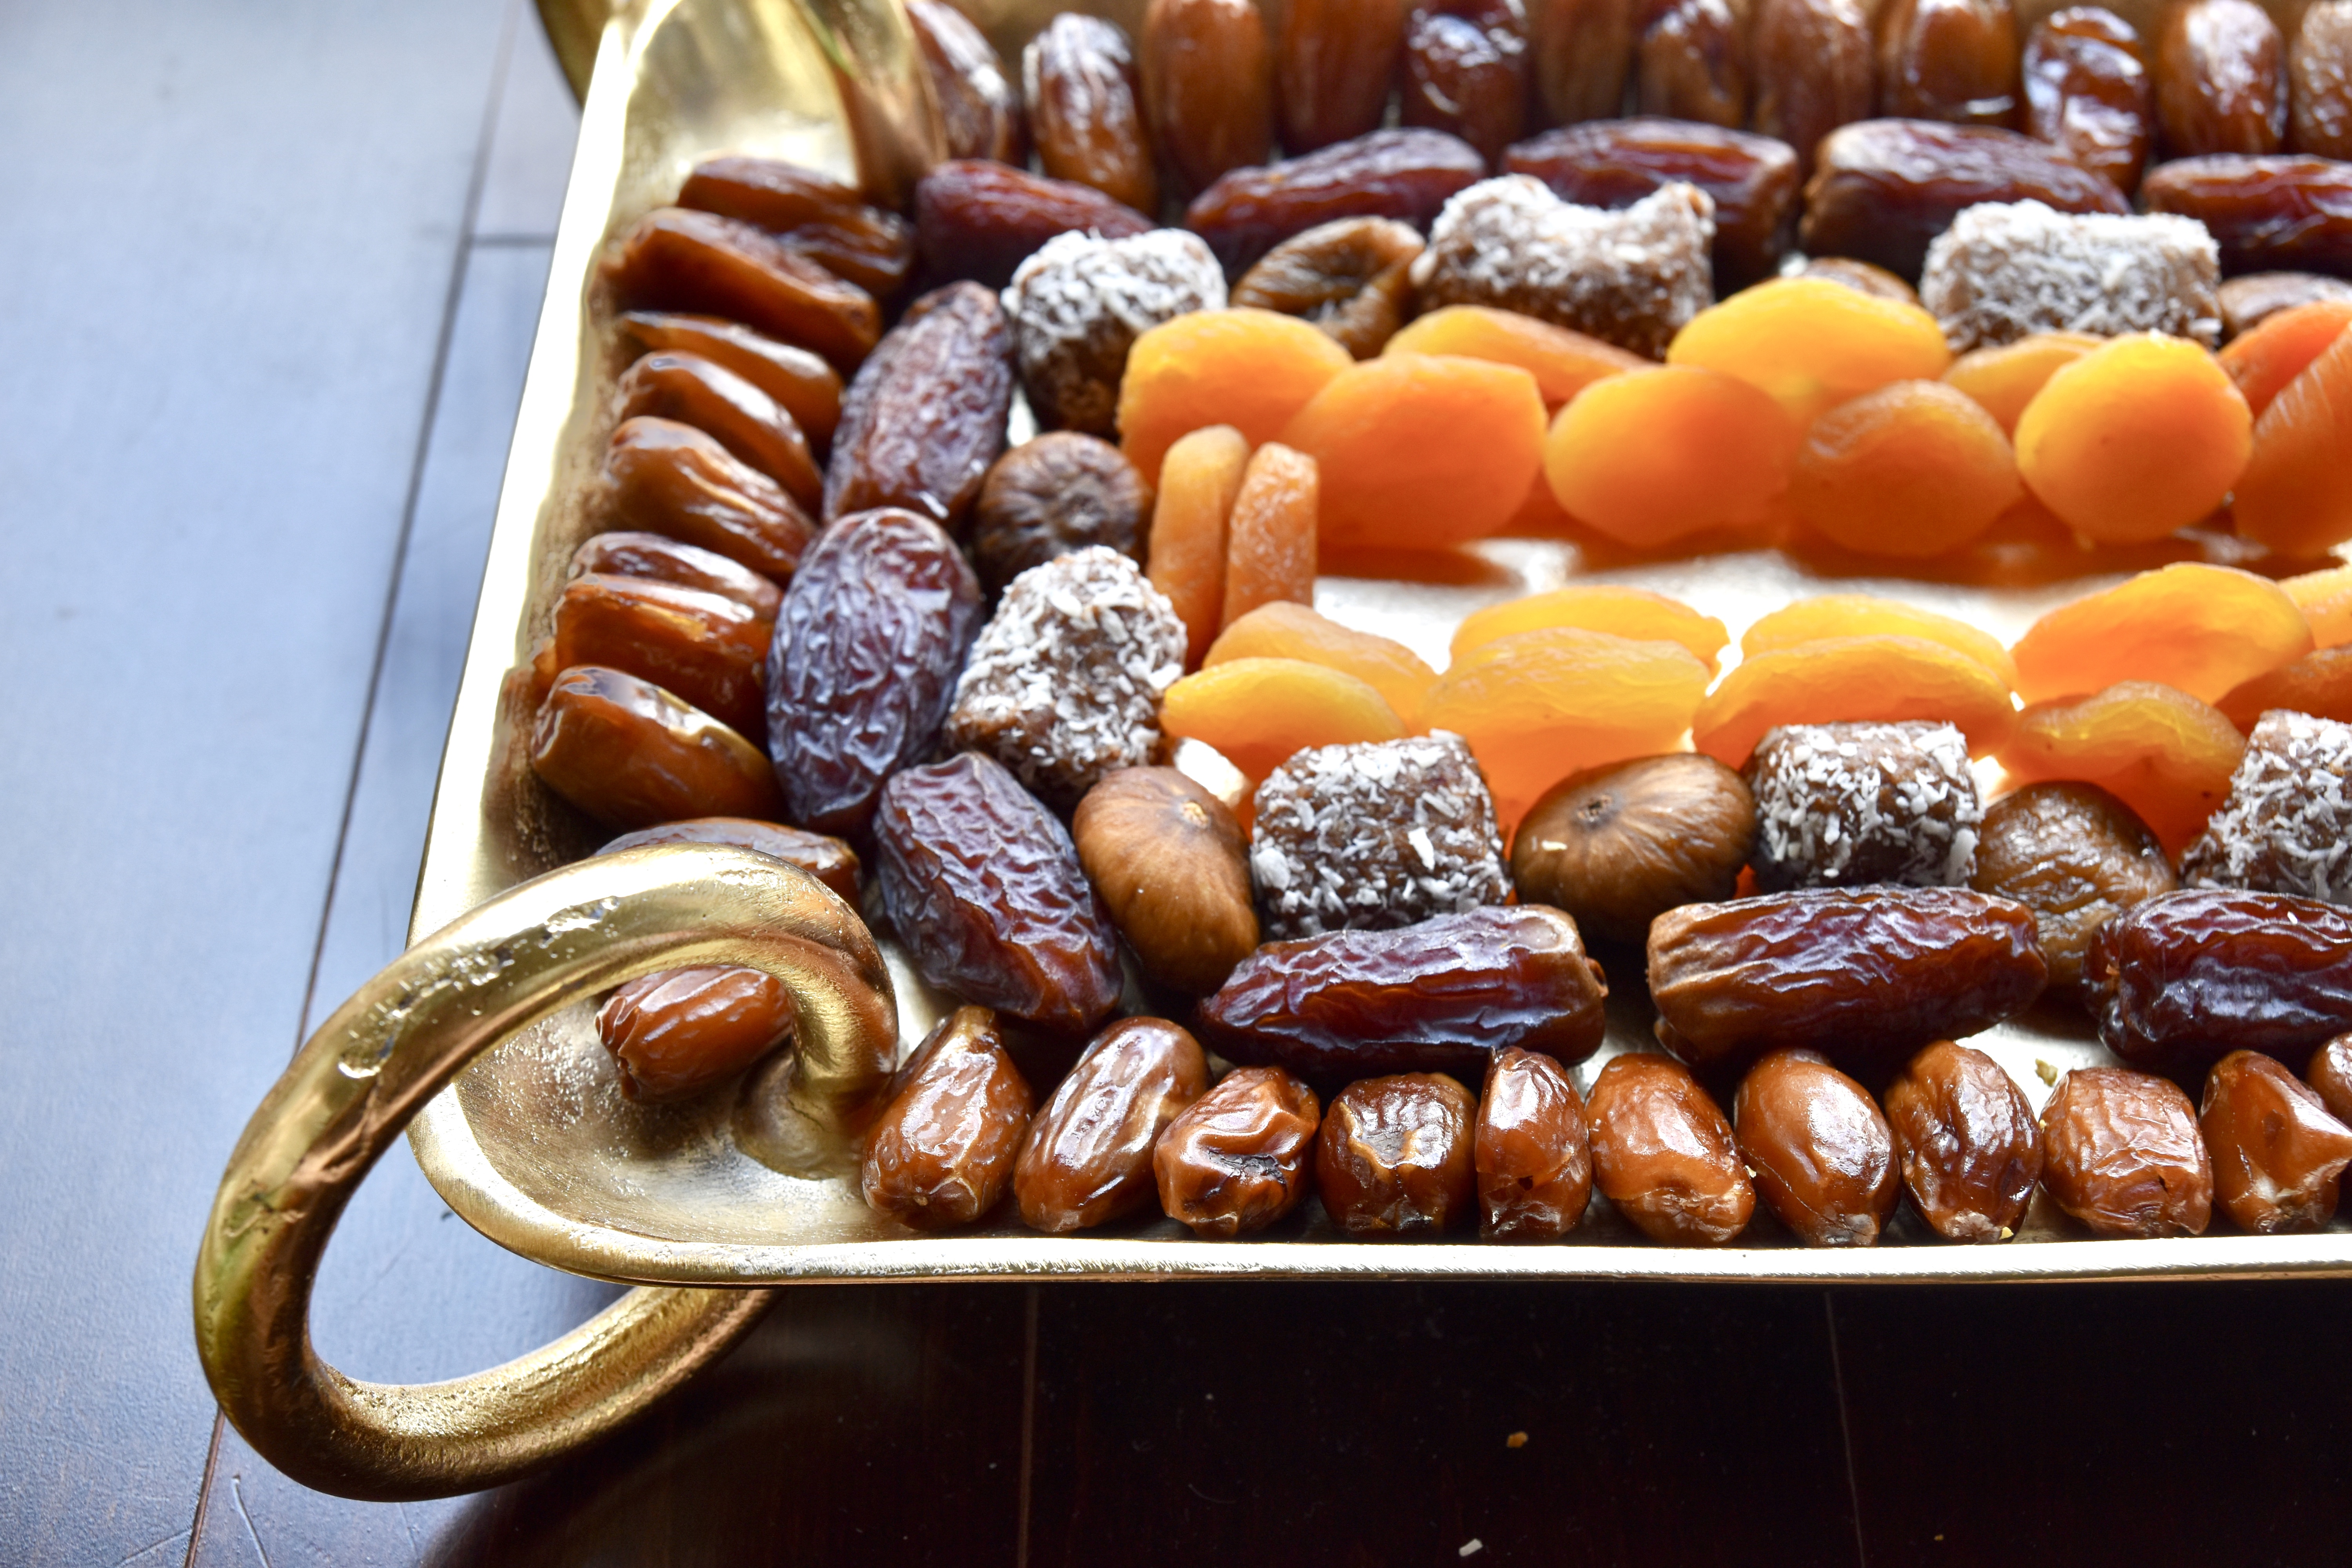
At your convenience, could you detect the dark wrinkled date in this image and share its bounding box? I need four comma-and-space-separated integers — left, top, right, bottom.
1401, 0, 1533, 168
823, 282, 1014, 530
1883, 1041, 2042, 1242
2039, 1066, 2212, 1238
2084, 888, 2352, 1074
2200, 1050, 2352, 1233
2140, 155, 2352, 278
1025, 13, 1158, 214
915, 161, 1154, 290
1735, 1050, 1899, 1247
1586, 1053, 1754, 1245
1316, 1073, 1479, 1236
861, 1006, 1036, 1229
2022, 5, 2155, 193
1476, 1046, 1592, 1240
1185, 127, 1489, 275
1014, 1017, 1209, 1233
1195, 904, 1610, 1083
1154, 1065, 1323, 1236
908, 0, 1027, 165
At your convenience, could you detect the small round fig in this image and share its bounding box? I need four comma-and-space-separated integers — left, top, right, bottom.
1072, 766, 1258, 994
1733, 1049, 1900, 1247
1229, 217, 1426, 358
1512, 754, 1757, 946
1970, 781, 2177, 993
970, 433, 1153, 596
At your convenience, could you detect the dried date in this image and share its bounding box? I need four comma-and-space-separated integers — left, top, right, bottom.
2022, 6, 2155, 194
676, 155, 916, 300
1586, 1053, 1755, 1244
1142, 0, 1275, 197
601, 417, 817, 582
601, 208, 881, 373
615, 312, 842, 450
530, 664, 782, 829
599, 817, 858, 901
1884, 1041, 2042, 1242
1154, 1065, 1323, 1236
1195, 904, 1610, 1084
2156, 0, 2286, 157
2200, 1049, 2352, 1232
1025, 14, 1158, 215
1476, 1045, 1592, 1240
1316, 1073, 1479, 1236
1014, 1016, 1209, 1232
909, 0, 1026, 165
1229, 217, 1426, 356
1402, 0, 1534, 168
872, 751, 1123, 1037
570, 532, 782, 620
914, 160, 1154, 290
822, 282, 1013, 530
2083, 887, 2352, 1074
1877, 0, 2023, 127
861, 1006, 1035, 1228
2140, 155, 2352, 278
551, 573, 769, 740
597, 967, 793, 1103
764, 507, 982, 835
1505, 117, 1801, 287
2039, 1066, 2212, 1237
1734, 1049, 1900, 1246
2292, 0, 2352, 159
1277, 0, 1411, 153
1185, 127, 1489, 275
1529, 0, 1639, 124
2310, 1034, 2352, 1123
615, 351, 821, 510
1749, 0, 1874, 178
1633, 0, 1749, 128
1647, 886, 2049, 1079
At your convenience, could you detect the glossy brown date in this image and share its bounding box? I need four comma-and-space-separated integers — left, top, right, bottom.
1402, 0, 1533, 167
601, 208, 880, 374
2199, 1049, 2352, 1232
2292, 0, 2352, 158
2313, 1034, 2352, 1123
615, 313, 842, 452
1800, 118, 2130, 278
1476, 1045, 1592, 1240
861, 1006, 1035, 1229
599, 816, 858, 900
550, 573, 769, 743
676, 156, 916, 301
914, 160, 1154, 290
1185, 127, 1489, 275
1749, 0, 1874, 177
1633, 0, 1748, 128
1014, 1017, 1209, 1233
1071, 766, 1258, 996
1969, 781, 2177, 993
614, 351, 821, 511
1883, 1041, 2042, 1241
1586, 1053, 1755, 1245
601, 417, 817, 583
2140, 155, 2352, 278
1317, 1073, 1479, 1236
1277, 0, 1411, 153
2156, 0, 2286, 156
873, 752, 1123, 1038
822, 282, 1014, 531
2022, 6, 2154, 193
1734, 1049, 1899, 1246
2084, 888, 2352, 1074
1505, 117, 1802, 290
908, 0, 1027, 165
2039, 1066, 2212, 1238
597, 966, 793, 1103
1648, 887, 2048, 1079
1229, 217, 1426, 357
570, 532, 782, 620
1877, 0, 2022, 127
530, 664, 782, 829
1797, 254, 1922, 300
1025, 14, 1158, 215
1154, 1065, 1323, 1236
1195, 904, 1610, 1084
1529, 0, 1639, 124
1142, 0, 1274, 197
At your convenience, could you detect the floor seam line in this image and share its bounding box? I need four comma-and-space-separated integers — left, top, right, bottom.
1825, 1290, 1869, 1568
1016, 1283, 1040, 1568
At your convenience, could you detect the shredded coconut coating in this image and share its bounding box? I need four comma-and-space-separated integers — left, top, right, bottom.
1919, 200, 2223, 352
1745, 722, 1982, 892
1004, 228, 1226, 436
1249, 733, 1512, 940
2181, 710, 2352, 905
1408, 175, 1715, 359
944, 547, 1187, 811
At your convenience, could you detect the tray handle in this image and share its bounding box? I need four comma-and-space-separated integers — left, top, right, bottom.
191, 844, 900, 1501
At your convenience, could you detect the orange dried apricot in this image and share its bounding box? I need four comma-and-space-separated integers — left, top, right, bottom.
2218, 299, 2352, 418
1998, 681, 2248, 851
1420, 627, 1712, 829
1205, 601, 1437, 724
2284, 563, 2352, 648
1278, 354, 1547, 550
2009, 563, 2312, 705
1543, 366, 1798, 548
1940, 331, 2101, 435
1665, 277, 1954, 432
2013, 333, 2253, 544
2218, 647, 2352, 731
1117, 307, 1352, 485
1159, 656, 1406, 784
1382, 305, 1647, 407
2234, 326, 2352, 554
1788, 379, 2022, 557
1690, 634, 2020, 767
1451, 584, 1729, 672
1740, 596, 2018, 688
1221, 441, 1318, 627
1146, 424, 1249, 668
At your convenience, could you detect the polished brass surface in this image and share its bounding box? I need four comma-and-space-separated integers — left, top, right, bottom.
193, 844, 898, 1499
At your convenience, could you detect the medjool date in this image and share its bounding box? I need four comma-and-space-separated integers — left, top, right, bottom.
2083, 887, 2352, 1074
913, 160, 1154, 290
822, 282, 1014, 530
2140, 155, 2352, 278
2022, 6, 2154, 192
1185, 128, 1488, 275
1014, 1016, 1209, 1232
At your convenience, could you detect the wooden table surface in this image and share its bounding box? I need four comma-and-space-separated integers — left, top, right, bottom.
0, 2, 2345, 1562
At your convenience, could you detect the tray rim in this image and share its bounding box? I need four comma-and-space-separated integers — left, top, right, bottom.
405, 0, 2352, 1288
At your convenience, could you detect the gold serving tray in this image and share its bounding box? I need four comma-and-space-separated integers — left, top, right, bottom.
405, 0, 2351, 1290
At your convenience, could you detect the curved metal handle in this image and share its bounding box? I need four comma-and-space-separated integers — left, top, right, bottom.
192, 844, 900, 1501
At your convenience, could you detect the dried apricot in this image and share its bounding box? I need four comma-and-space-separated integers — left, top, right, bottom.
1206, 603, 1438, 724
2218, 299, 2352, 417
1117, 308, 1354, 486
1691, 634, 2020, 767
2013, 332, 2252, 543
1382, 305, 1647, 408
2217, 646, 2352, 730
1543, 366, 1798, 547
1221, 442, 1319, 627
1159, 657, 1406, 784
1420, 628, 1714, 828
1146, 425, 1249, 668
1941, 331, 2102, 434
1451, 585, 1729, 672
2234, 324, 2352, 553
1666, 277, 1955, 432
1998, 681, 2248, 850
1279, 355, 1548, 551
1786, 379, 2022, 557
2285, 563, 2352, 647
2009, 563, 2312, 704
1742, 595, 2018, 688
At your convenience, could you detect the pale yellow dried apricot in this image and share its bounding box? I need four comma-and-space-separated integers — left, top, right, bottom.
1451, 585, 1729, 672
1740, 596, 2018, 688
2009, 563, 2312, 704
1221, 441, 1318, 627
1159, 656, 1405, 784
2234, 326, 2352, 554
2284, 563, 2352, 648
1998, 681, 2248, 851
1940, 332, 2101, 435
1691, 634, 2019, 767
1147, 424, 1249, 669
2013, 333, 2252, 544
1666, 277, 1954, 431
2218, 299, 2352, 418
1117, 308, 1352, 485
1543, 366, 1797, 548
1789, 379, 2022, 557
1382, 304, 1647, 407
1205, 601, 1438, 723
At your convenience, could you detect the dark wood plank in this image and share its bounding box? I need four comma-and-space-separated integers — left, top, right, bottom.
1027, 1281, 1863, 1567
1832, 1281, 2352, 1567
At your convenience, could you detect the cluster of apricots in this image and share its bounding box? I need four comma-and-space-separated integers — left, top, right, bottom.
1159, 560, 2352, 845
1114, 285, 2352, 562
